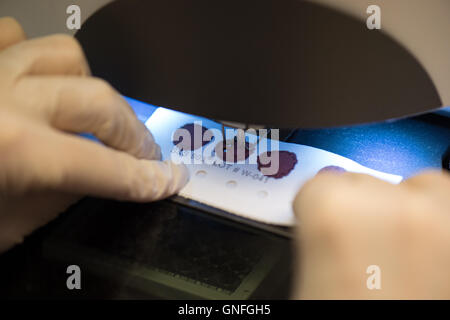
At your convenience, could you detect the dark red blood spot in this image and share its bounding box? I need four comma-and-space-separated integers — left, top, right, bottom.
318, 165, 347, 174
215, 137, 253, 163
257, 151, 298, 179
172, 123, 212, 151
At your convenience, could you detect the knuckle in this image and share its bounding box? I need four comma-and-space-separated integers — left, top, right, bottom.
89, 79, 134, 150
91, 78, 117, 106
96, 117, 116, 142
49, 34, 87, 72
90, 79, 119, 131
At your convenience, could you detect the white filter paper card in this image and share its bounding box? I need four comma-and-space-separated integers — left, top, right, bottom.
146, 107, 402, 226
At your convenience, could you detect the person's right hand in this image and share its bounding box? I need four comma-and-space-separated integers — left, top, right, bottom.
0, 17, 189, 253
293, 170, 450, 299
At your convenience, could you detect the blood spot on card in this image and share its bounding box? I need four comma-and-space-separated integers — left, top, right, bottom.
172, 123, 213, 151
215, 137, 254, 163
318, 165, 347, 174
257, 151, 298, 179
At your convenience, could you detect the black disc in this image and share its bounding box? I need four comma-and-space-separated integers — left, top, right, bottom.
76, 0, 441, 128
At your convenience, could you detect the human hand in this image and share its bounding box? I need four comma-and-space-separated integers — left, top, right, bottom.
0, 17, 189, 253
293, 170, 450, 299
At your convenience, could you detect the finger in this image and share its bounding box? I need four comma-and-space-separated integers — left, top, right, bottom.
293, 172, 392, 222
0, 17, 26, 50
6, 122, 189, 202
292, 172, 351, 235
14, 76, 160, 160
0, 34, 90, 80
293, 172, 356, 219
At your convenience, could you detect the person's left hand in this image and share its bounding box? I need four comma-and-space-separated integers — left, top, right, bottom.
0, 17, 189, 253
